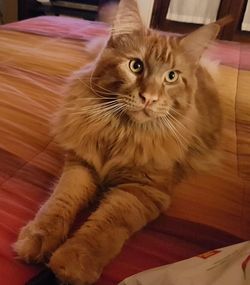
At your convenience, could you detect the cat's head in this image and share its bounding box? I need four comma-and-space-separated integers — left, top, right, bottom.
91, 0, 220, 124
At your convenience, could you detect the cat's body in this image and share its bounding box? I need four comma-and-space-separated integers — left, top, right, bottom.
55, 61, 220, 192
14, 1, 222, 284
54, 28, 221, 188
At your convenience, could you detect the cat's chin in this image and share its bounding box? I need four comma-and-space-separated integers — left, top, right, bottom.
127, 109, 155, 123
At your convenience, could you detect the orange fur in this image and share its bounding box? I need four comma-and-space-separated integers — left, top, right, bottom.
14, 0, 223, 284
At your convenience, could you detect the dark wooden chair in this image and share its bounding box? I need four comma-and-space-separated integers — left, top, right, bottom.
18, 0, 119, 21
0, 9, 4, 24
151, 0, 250, 42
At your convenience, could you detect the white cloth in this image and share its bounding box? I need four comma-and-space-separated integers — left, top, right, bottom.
36, 0, 50, 3
119, 241, 250, 285
166, 0, 220, 24
242, 1, 250, 31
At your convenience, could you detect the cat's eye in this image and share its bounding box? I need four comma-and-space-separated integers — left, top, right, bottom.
129, 59, 144, 74
165, 70, 179, 83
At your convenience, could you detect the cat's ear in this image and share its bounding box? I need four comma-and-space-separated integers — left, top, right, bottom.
111, 0, 144, 37
180, 23, 220, 63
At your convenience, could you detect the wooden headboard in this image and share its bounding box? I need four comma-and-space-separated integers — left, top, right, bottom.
151, 0, 250, 42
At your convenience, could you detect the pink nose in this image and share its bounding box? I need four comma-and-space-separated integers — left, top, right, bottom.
139, 93, 159, 106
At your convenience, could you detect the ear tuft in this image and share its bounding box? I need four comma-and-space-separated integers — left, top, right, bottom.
111, 0, 143, 37
180, 23, 220, 63
98, 2, 119, 26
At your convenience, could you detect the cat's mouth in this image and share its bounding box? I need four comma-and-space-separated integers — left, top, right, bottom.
142, 109, 151, 117
128, 107, 156, 122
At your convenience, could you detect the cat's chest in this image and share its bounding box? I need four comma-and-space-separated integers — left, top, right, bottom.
99, 147, 167, 188
81, 134, 179, 185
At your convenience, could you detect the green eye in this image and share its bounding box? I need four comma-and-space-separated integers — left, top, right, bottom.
165, 70, 179, 83
129, 59, 144, 74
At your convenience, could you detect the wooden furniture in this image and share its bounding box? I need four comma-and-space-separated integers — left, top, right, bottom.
0, 9, 3, 24
151, 0, 250, 42
18, 0, 42, 20
18, 0, 119, 21
1, 0, 18, 23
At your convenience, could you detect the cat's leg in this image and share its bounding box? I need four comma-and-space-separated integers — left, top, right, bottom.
14, 159, 97, 263
49, 184, 170, 285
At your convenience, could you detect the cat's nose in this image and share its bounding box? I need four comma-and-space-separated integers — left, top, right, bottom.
139, 93, 158, 106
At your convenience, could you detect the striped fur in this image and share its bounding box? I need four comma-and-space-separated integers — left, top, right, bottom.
14, 1, 222, 284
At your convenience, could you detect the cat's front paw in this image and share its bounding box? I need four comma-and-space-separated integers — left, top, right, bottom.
49, 243, 101, 285
14, 217, 67, 263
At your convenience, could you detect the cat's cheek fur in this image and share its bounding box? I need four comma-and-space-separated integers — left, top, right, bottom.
119, 61, 138, 84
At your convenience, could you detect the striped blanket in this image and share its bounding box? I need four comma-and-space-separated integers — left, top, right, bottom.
0, 16, 249, 285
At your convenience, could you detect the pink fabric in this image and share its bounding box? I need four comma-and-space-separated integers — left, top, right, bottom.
2, 16, 109, 41
2, 16, 246, 69
205, 41, 241, 69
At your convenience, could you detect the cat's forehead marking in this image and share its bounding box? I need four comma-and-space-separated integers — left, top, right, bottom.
144, 32, 176, 68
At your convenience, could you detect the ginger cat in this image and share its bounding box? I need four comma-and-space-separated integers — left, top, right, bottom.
14, 0, 223, 284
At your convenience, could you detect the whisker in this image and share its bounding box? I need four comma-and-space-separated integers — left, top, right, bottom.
167, 111, 203, 144
81, 102, 127, 119
66, 101, 122, 113
77, 77, 100, 98
168, 107, 195, 124
72, 102, 125, 116
63, 101, 127, 127
77, 74, 131, 100
161, 117, 186, 157
91, 81, 131, 99
67, 97, 114, 102
167, 117, 190, 147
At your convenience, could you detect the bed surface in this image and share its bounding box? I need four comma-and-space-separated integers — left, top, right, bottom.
0, 16, 249, 284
